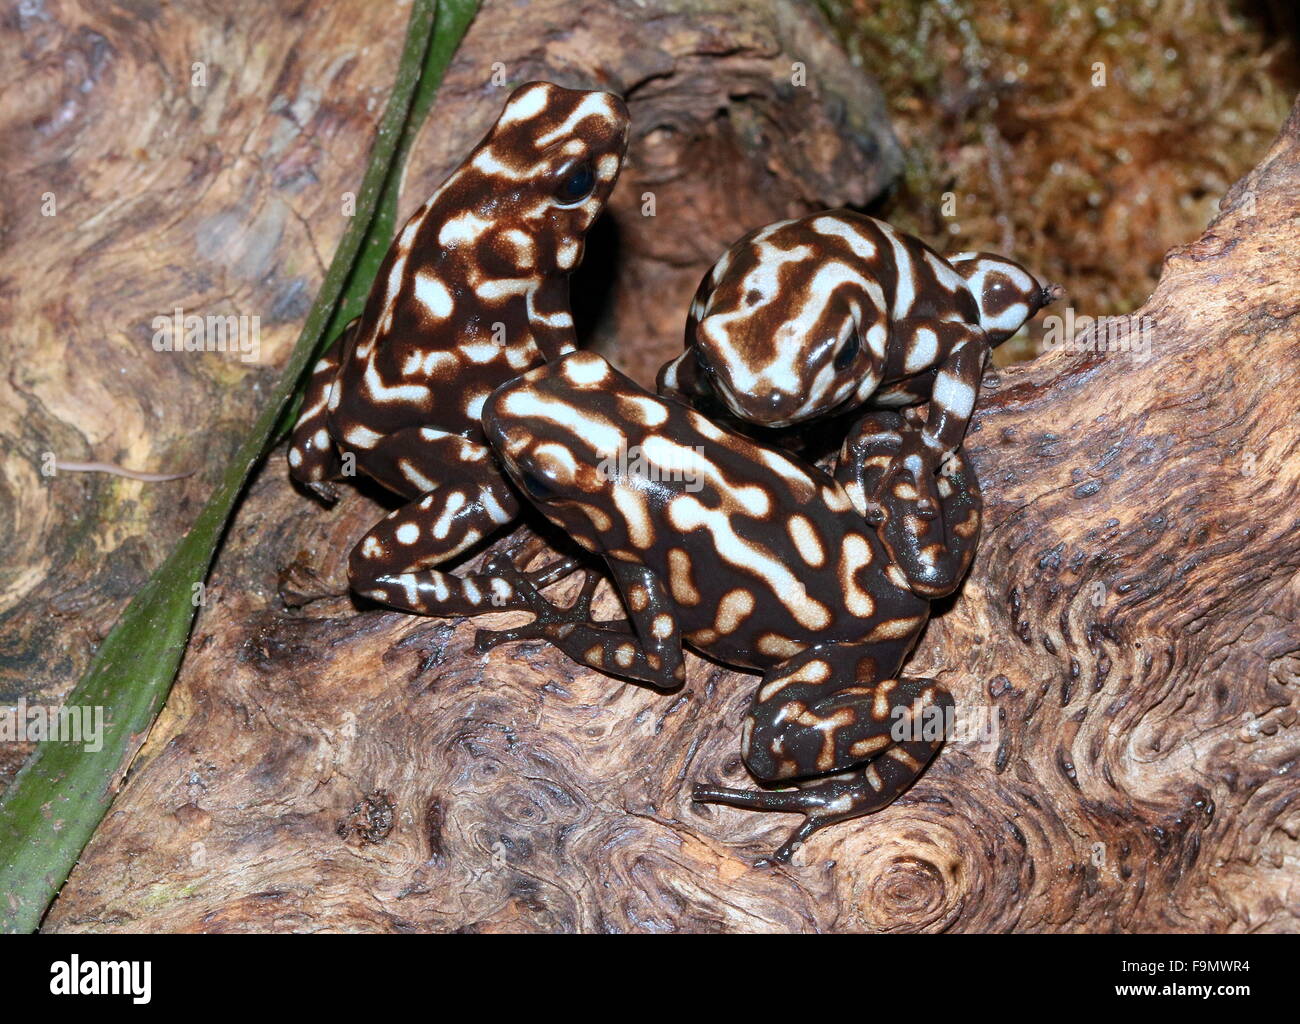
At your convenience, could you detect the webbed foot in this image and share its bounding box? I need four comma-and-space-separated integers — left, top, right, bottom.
473, 558, 602, 652
692, 776, 879, 863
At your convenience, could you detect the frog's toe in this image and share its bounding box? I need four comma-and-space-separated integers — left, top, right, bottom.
482, 553, 515, 576
474, 606, 583, 652
474, 625, 521, 652
692, 783, 836, 863
479, 555, 556, 613
692, 781, 816, 813
772, 816, 827, 863
861, 498, 886, 525
305, 479, 340, 504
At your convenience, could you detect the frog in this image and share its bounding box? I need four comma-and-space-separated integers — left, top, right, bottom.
656, 211, 1059, 507
287, 81, 629, 616
475, 350, 982, 862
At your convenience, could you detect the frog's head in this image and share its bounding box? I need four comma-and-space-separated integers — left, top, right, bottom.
436, 82, 630, 278
483, 352, 637, 553
946, 253, 1063, 344
691, 250, 865, 428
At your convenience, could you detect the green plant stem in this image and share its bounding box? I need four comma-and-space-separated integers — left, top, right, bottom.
0, 0, 478, 933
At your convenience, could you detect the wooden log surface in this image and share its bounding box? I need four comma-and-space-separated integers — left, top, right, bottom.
6, 0, 1298, 935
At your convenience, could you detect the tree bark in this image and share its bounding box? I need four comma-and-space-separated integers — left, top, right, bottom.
12, 0, 1300, 933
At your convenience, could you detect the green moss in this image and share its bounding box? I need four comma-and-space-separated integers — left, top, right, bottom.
820, 0, 1294, 362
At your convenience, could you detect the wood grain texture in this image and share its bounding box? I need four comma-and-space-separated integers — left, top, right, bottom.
0, 0, 408, 780
19, 0, 1300, 933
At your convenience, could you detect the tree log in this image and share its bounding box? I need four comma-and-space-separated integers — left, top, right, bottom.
11, 0, 1299, 933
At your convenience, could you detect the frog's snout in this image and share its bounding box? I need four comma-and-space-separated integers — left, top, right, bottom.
1038, 282, 1066, 309
733, 387, 803, 426
708, 370, 808, 427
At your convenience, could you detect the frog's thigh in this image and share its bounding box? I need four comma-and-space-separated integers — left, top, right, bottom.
348, 426, 506, 503
694, 647, 955, 861
346, 438, 525, 616
741, 645, 951, 783
288, 319, 360, 494
913, 323, 988, 454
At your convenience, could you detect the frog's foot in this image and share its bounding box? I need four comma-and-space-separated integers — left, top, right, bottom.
841, 410, 941, 525
693, 775, 901, 863
693, 735, 949, 863
477, 561, 686, 690
861, 437, 942, 524
473, 560, 604, 652
304, 479, 341, 504
697, 658, 956, 862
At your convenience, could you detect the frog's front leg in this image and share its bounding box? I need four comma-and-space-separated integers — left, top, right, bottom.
693, 644, 955, 862
655, 349, 745, 428
656, 256, 724, 408
655, 349, 708, 407
526, 278, 580, 361
914, 324, 989, 457
475, 560, 687, 689
867, 369, 936, 409
858, 320, 987, 509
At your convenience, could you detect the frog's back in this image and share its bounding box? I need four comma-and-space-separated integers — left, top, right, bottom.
327, 82, 629, 445
688, 211, 981, 426
734, 211, 977, 319
485, 352, 929, 670
636, 401, 930, 665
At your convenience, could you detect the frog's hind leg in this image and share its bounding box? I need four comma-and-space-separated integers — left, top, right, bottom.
475, 560, 687, 689
288, 319, 360, 502
692, 644, 954, 862
837, 411, 982, 599
349, 490, 586, 617
345, 428, 579, 616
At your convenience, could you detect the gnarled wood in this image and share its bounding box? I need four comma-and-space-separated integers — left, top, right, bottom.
13, 0, 1300, 933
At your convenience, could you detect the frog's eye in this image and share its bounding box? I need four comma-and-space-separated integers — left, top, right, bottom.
984, 276, 1013, 303
554, 161, 597, 207
519, 468, 555, 501
833, 333, 860, 371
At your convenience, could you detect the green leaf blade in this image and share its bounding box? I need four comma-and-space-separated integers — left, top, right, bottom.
0, 0, 479, 933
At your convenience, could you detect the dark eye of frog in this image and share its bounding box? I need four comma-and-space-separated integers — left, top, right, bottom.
833, 332, 860, 371
693, 344, 718, 382
554, 161, 597, 207
519, 467, 555, 501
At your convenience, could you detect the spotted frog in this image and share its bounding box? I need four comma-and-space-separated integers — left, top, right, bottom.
477, 351, 981, 862
658, 210, 1059, 490
288, 82, 628, 615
